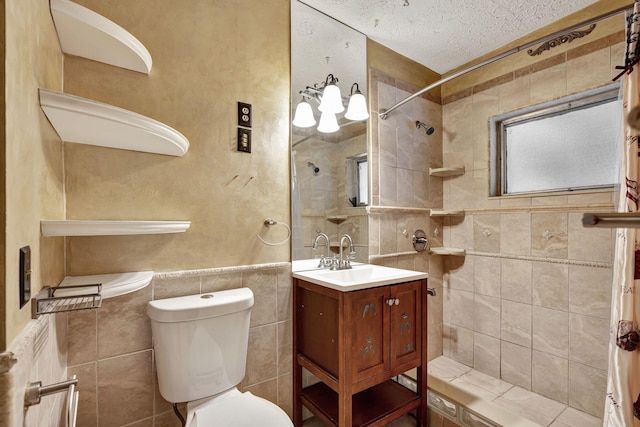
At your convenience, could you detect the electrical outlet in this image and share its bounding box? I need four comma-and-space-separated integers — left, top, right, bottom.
238, 102, 252, 127
237, 128, 251, 153
19, 246, 31, 308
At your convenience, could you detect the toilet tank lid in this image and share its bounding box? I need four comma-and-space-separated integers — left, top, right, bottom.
146, 288, 254, 323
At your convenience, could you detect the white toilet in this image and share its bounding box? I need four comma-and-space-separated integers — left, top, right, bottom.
146, 288, 294, 427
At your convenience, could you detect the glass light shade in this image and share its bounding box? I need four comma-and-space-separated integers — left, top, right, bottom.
318, 84, 344, 114
317, 111, 339, 133
345, 93, 369, 121
292, 100, 316, 128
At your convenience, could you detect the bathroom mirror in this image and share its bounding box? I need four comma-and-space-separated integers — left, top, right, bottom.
291, 0, 369, 261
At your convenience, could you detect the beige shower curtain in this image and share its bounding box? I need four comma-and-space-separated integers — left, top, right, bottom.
604, 2, 640, 425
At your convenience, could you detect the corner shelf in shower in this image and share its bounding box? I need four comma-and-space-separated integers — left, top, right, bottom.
326, 215, 348, 224
39, 89, 190, 156
429, 167, 465, 177
430, 209, 465, 217
40, 220, 191, 237
429, 247, 466, 256
50, 0, 152, 74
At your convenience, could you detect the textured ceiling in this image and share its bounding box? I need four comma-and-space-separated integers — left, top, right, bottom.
297, 0, 600, 74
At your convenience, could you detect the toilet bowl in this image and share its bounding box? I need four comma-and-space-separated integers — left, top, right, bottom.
146, 288, 293, 427
187, 388, 293, 427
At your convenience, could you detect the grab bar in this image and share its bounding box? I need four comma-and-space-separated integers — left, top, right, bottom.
582, 213, 640, 228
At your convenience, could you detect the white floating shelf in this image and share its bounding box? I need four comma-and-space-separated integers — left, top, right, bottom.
41, 220, 191, 237
429, 167, 465, 177
50, 0, 152, 74
39, 89, 190, 156
430, 209, 465, 217
429, 247, 466, 256
56, 271, 154, 299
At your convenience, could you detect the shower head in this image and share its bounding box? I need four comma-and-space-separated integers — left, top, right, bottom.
307, 162, 320, 174
416, 121, 435, 135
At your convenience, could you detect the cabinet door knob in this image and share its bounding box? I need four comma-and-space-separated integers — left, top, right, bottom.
386, 299, 394, 306
394, 298, 400, 305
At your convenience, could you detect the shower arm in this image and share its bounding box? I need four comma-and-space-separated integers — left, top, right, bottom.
379, 4, 633, 120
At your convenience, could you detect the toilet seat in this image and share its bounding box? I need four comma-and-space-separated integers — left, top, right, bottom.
186, 388, 293, 427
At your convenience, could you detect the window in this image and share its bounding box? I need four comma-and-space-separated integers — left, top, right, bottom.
346, 153, 368, 206
489, 83, 622, 196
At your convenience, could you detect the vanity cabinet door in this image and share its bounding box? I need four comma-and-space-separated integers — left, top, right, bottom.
389, 281, 422, 371
348, 286, 390, 384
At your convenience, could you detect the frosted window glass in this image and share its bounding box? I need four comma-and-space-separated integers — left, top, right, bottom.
358, 159, 368, 205
504, 98, 621, 194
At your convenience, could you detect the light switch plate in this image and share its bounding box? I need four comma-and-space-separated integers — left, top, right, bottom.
237, 128, 251, 153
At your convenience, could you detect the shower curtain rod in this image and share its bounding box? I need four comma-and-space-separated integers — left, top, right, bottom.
379, 4, 634, 120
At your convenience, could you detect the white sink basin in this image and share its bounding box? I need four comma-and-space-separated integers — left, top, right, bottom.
293, 263, 427, 291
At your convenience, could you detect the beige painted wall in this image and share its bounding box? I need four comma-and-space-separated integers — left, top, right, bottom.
3, 0, 65, 350
62, 0, 291, 276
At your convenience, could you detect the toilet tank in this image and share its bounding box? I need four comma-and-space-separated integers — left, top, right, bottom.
146, 288, 254, 403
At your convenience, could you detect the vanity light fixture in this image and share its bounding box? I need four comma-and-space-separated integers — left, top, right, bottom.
345, 83, 369, 121
293, 74, 368, 133
292, 97, 316, 128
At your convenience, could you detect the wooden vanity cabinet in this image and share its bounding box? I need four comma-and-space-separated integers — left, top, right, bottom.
293, 278, 428, 427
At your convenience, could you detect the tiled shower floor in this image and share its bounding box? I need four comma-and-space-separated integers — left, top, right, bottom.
427, 356, 601, 427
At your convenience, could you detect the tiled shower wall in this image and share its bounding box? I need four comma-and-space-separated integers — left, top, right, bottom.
440, 34, 623, 418
368, 69, 445, 362
293, 133, 369, 262
66, 263, 292, 426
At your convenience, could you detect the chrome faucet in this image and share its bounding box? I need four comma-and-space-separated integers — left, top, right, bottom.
332, 234, 356, 270
312, 233, 331, 268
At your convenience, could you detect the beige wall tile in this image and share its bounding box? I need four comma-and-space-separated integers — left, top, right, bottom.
531, 212, 568, 259
201, 272, 242, 293
446, 325, 474, 366
568, 362, 606, 418
244, 324, 278, 386
278, 373, 293, 417
501, 342, 531, 390
530, 63, 567, 104
68, 362, 97, 427
532, 262, 568, 311
473, 332, 500, 378
532, 306, 568, 358
568, 213, 613, 262
98, 351, 154, 426
445, 289, 474, 330
569, 314, 609, 370
501, 259, 532, 304
154, 411, 182, 427
243, 270, 278, 327
277, 266, 293, 322
532, 351, 568, 404
446, 256, 474, 292
500, 213, 531, 255
501, 300, 532, 348
499, 75, 531, 114
567, 49, 611, 95
97, 285, 152, 359
277, 320, 292, 376
568, 266, 612, 319
473, 256, 501, 297
428, 322, 444, 361
447, 214, 474, 249
67, 309, 97, 366
474, 295, 501, 338
153, 275, 201, 300
473, 214, 501, 253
